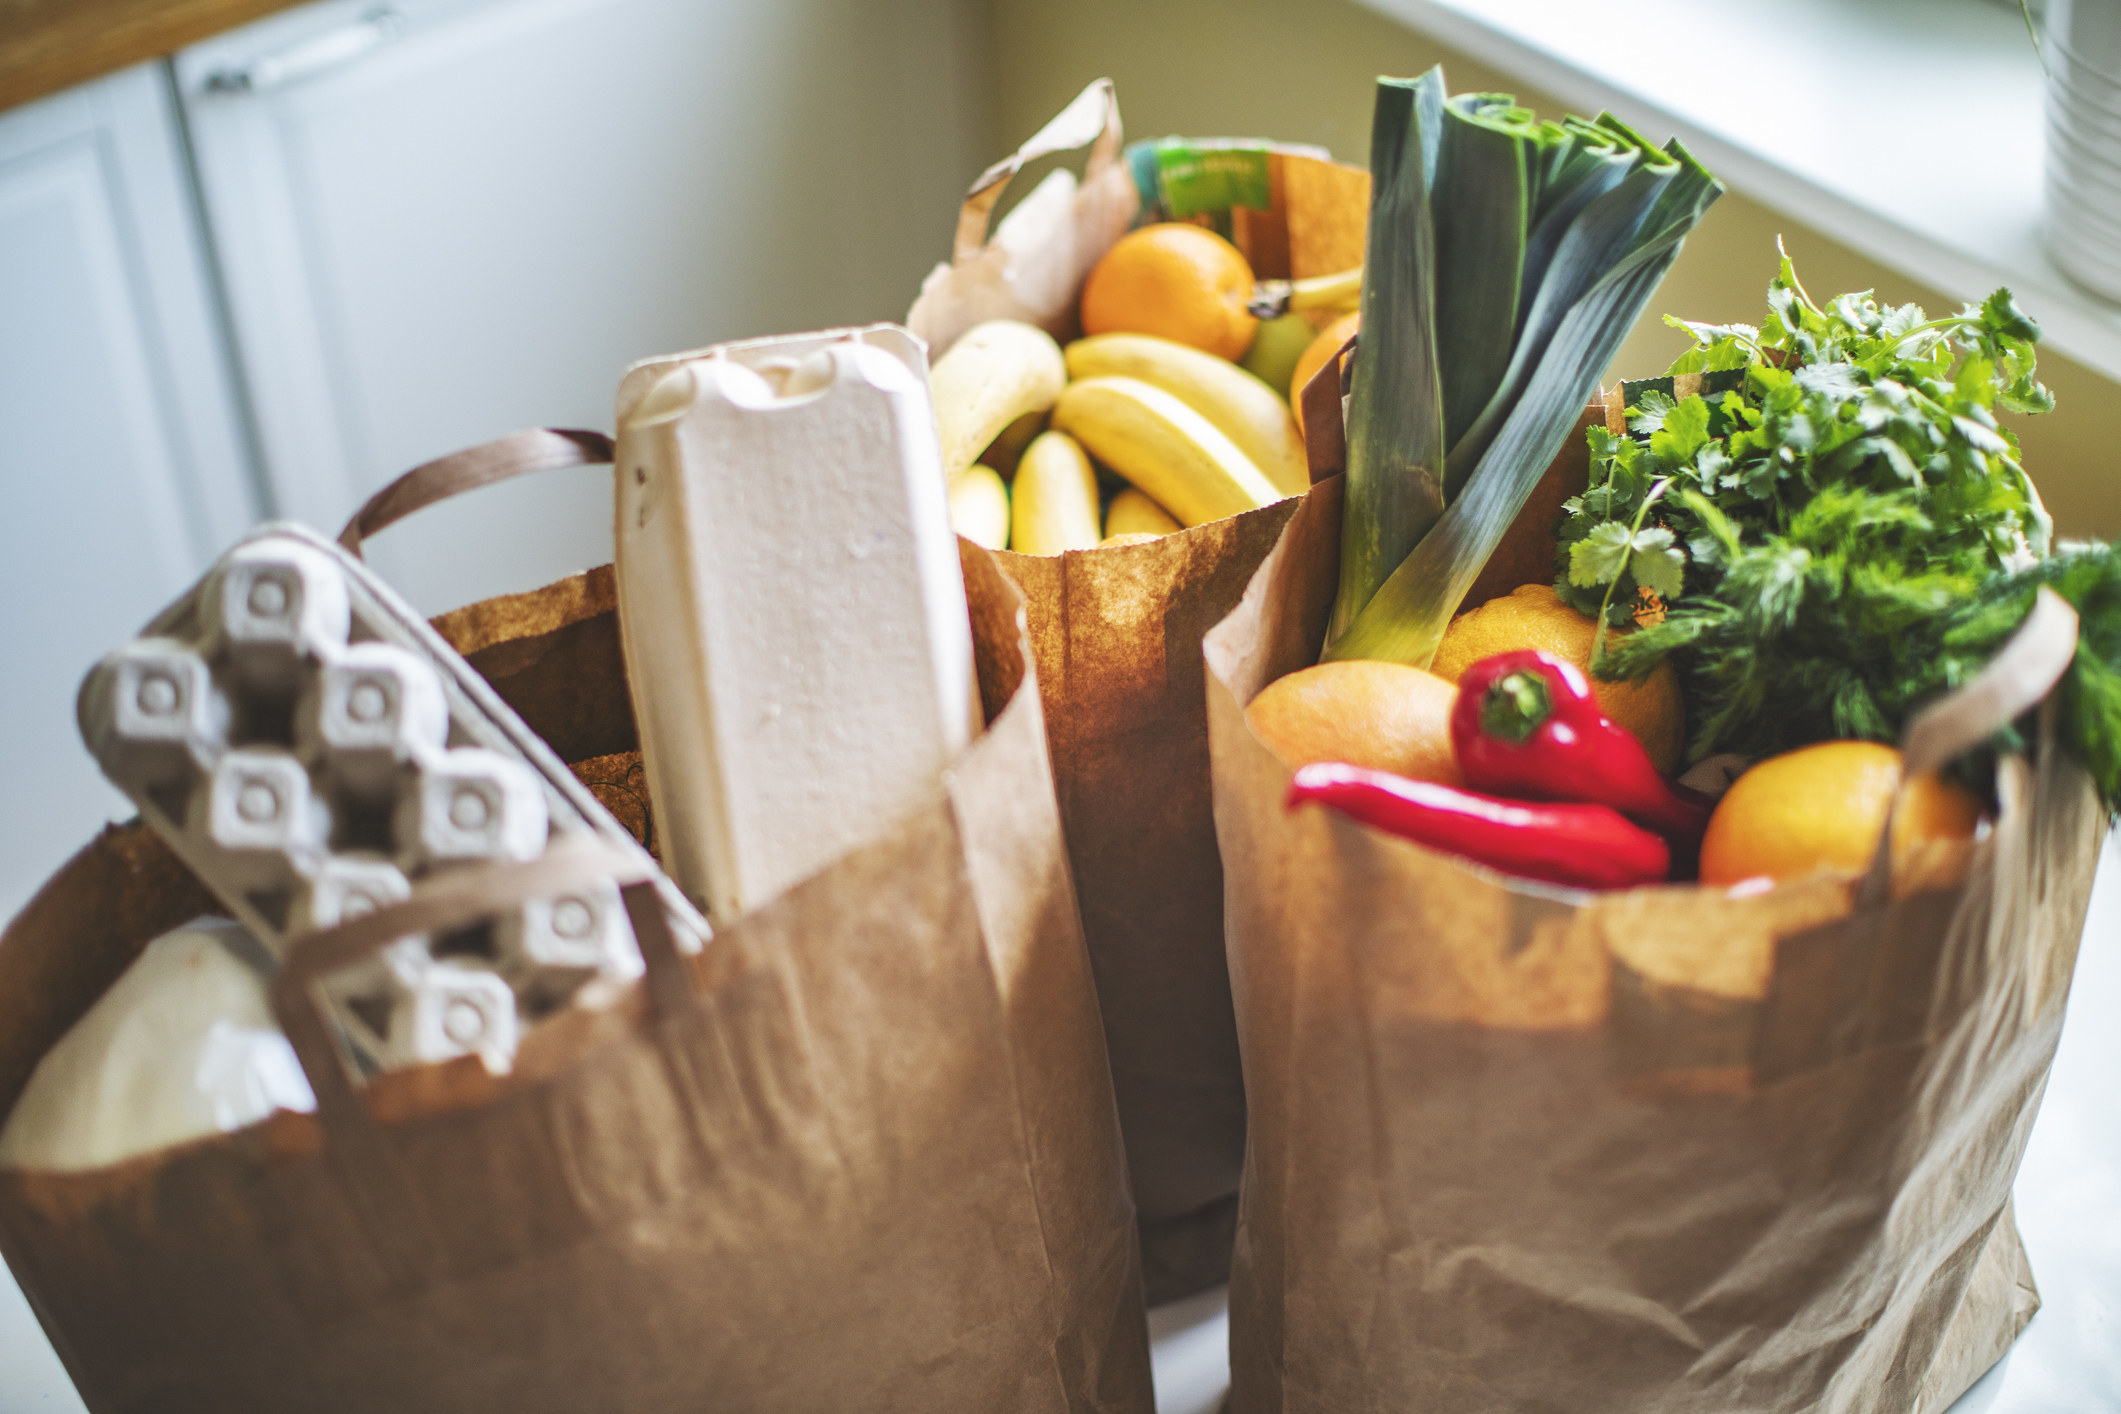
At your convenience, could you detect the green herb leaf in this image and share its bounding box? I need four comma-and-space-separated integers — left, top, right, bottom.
1648, 393, 1710, 464
1548, 260, 2113, 808
1629, 526, 1685, 600
1569, 521, 1634, 586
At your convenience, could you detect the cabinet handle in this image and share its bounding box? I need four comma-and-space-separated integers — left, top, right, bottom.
202, 9, 407, 95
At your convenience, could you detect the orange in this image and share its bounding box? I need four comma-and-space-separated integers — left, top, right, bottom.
1245, 660, 1461, 785
1080, 223, 1259, 362
1290, 311, 1359, 438
1430, 583, 1685, 775
1698, 741, 1982, 887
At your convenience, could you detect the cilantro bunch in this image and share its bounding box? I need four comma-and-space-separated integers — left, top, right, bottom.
1553, 256, 2121, 808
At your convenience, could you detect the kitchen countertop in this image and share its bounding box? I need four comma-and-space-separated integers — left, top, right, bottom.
0, 0, 301, 112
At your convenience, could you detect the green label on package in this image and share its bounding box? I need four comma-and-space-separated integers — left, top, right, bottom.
1153, 141, 1273, 219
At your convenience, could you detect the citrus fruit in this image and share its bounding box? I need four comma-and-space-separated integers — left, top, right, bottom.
1698, 741, 1982, 887
1290, 311, 1359, 437
1430, 582, 1684, 775
1080, 223, 1258, 362
1245, 660, 1461, 785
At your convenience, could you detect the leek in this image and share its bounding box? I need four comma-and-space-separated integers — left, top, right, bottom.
1323, 69, 1723, 667
1329, 76, 1446, 647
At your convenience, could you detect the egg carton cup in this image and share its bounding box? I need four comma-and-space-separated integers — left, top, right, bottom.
78, 524, 693, 1076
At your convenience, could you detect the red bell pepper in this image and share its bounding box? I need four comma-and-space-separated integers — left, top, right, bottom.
1451, 650, 1708, 841
1285, 761, 1669, 890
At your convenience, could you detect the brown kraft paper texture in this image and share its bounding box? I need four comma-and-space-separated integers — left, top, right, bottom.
0, 543, 1154, 1414
1202, 478, 2106, 1413
916, 78, 1372, 1301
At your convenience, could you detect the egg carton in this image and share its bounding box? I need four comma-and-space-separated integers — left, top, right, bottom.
78, 525, 702, 1078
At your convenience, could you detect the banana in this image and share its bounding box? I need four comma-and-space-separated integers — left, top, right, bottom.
948, 464, 1010, 550
1104, 487, 1180, 540
1065, 333, 1308, 496
1050, 377, 1284, 528
1287, 265, 1363, 312
1010, 432, 1102, 556
929, 321, 1067, 485
1250, 264, 1363, 318
981, 409, 1047, 478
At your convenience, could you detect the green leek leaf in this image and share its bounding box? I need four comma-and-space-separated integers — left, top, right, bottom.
1327, 138, 1723, 667
1432, 97, 1529, 452
1329, 72, 1448, 645
1324, 71, 1722, 665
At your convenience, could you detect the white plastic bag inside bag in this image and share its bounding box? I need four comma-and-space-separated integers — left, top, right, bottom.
0, 917, 315, 1172
906, 78, 1140, 357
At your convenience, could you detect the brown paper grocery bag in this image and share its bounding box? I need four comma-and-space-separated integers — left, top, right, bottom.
0, 436, 1153, 1413
1204, 477, 2107, 1413
911, 81, 1371, 1302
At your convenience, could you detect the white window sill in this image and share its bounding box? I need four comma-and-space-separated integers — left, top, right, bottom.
1357, 0, 2121, 384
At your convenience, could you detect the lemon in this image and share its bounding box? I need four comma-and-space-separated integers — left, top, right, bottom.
1431, 583, 1685, 775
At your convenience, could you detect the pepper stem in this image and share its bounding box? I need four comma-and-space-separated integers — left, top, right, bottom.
1481, 670, 1552, 744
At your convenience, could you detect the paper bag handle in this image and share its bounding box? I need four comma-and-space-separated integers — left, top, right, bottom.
266, 834, 694, 1286
336, 428, 615, 558
1299, 333, 1358, 482
1858, 585, 2080, 906
952, 77, 1123, 264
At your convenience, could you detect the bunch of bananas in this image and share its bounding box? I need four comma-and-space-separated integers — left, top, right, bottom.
933, 322, 1316, 556
932, 221, 1360, 557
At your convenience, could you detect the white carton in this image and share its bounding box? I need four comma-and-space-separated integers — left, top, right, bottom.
615, 325, 977, 922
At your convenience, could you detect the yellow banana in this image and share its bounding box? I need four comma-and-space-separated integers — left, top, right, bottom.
1250, 264, 1363, 318
1289, 265, 1363, 311
1050, 377, 1284, 528
981, 409, 1047, 478
948, 464, 1010, 550
1104, 487, 1180, 540
1011, 432, 1102, 556
1065, 333, 1308, 496
929, 321, 1067, 485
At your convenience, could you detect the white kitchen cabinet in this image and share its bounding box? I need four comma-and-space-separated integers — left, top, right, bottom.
175, 0, 992, 615
0, 63, 261, 923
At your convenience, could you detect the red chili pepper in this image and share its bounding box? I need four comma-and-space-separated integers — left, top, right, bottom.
1451, 650, 1708, 841
1285, 761, 1669, 890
